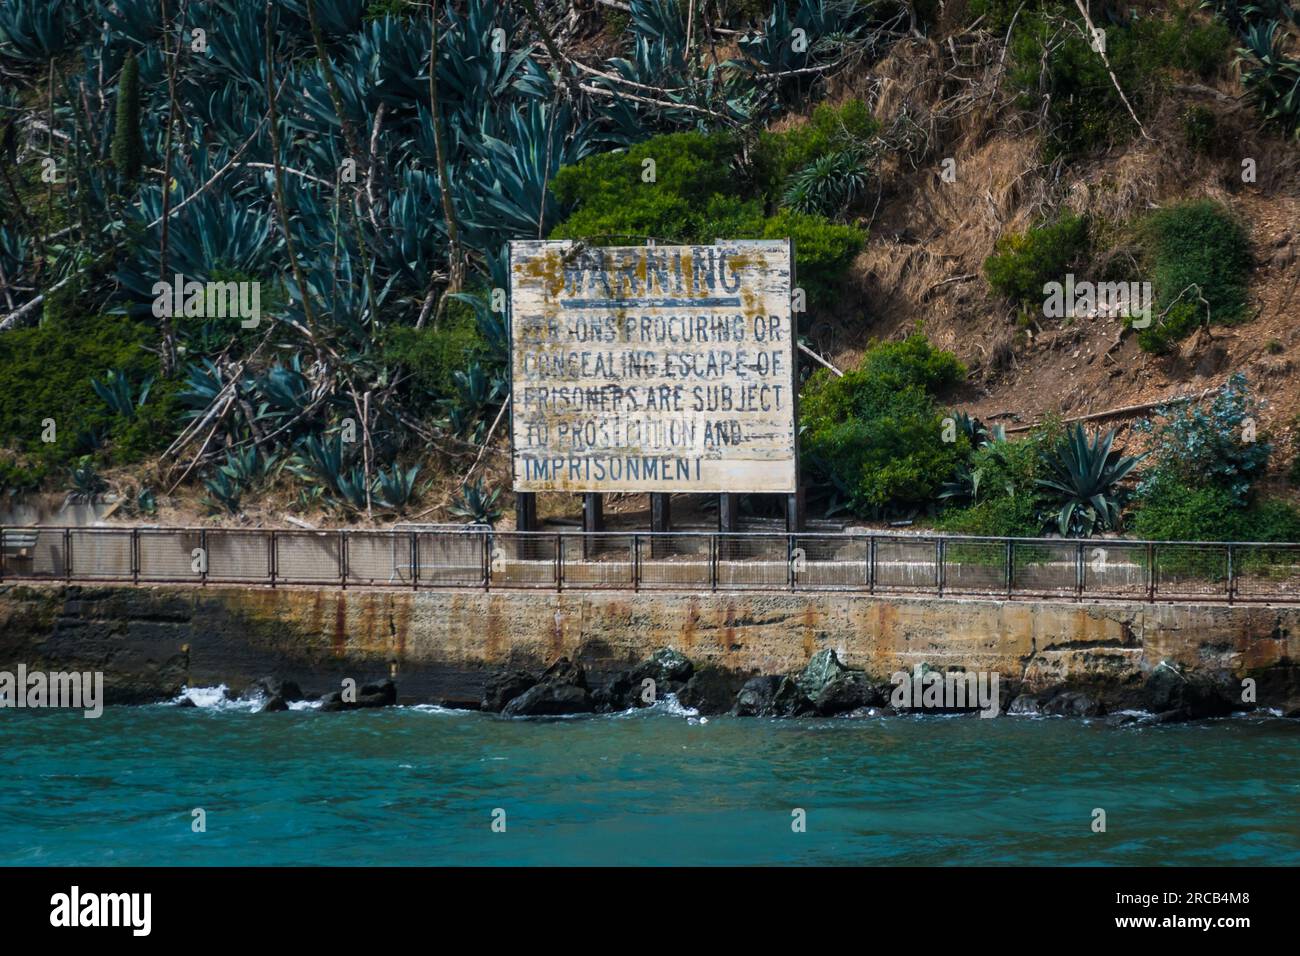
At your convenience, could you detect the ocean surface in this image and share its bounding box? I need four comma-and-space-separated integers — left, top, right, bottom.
3, 691, 1299, 866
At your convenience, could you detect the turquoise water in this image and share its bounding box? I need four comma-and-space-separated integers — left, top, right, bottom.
3, 698, 1300, 866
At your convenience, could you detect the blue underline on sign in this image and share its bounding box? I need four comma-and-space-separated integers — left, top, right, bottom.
560, 296, 744, 309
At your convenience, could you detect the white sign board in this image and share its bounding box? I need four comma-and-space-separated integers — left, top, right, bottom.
509, 239, 797, 494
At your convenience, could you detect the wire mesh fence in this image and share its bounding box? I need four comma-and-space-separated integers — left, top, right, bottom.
1, 527, 1297, 602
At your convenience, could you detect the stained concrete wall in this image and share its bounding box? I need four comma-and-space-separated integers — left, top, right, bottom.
2, 582, 1296, 706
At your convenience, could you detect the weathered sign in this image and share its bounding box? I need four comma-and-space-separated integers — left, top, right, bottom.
509, 239, 797, 494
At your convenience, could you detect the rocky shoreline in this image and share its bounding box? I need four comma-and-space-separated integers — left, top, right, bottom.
209, 648, 1300, 723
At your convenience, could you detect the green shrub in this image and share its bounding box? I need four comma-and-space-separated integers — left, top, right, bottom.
1133, 373, 1270, 506
0, 313, 173, 485
381, 305, 488, 402
1180, 104, 1219, 153
1136, 200, 1251, 352
757, 210, 863, 305
860, 332, 968, 392
935, 495, 1041, 537
550, 131, 746, 243
984, 212, 1089, 306
550, 131, 863, 306
1004, 4, 1233, 159
1131, 473, 1300, 542
801, 335, 968, 515
756, 99, 881, 189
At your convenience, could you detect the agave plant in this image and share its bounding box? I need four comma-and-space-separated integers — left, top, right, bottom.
372, 462, 421, 510
453, 100, 601, 256
782, 148, 870, 218
1036, 425, 1146, 537
202, 468, 245, 514
1238, 20, 1300, 140
938, 462, 982, 507
91, 369, 154, 420
0, 0, 74, 63
66, 456, 106, 504
449, 479, 502, 526
289, 433, 368, 511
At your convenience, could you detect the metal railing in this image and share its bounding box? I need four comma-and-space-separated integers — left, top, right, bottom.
1, 527, 1298, 603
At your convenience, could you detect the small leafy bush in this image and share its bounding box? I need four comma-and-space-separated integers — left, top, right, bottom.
935, 494, 1041, 537
550, 132, 746, 243
1136, 200, 1251, 352
1133, 373, 1271, 506
801, 335, 968, 516
381, 307, 488, 402
1130, 473, 1300, 542
984, 212, 1090, 307
550, 130, 863, 306
0, 313, 173, 479
1005, 5, 1233, 158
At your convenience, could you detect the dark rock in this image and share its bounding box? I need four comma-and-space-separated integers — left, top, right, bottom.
318, 691, 346, 712
772, 676, 816, 716
814, 671, 886, 716
1040, 690, 1105, 718
679, 666, 746, 715
358, 679, 397, 708
501, 682, 593, 717
732, 675, 814, 717
316, 680, 396, 711
1144, 668, 1235, 720
629, 648, 694, 692
481, 669, 536, 713
260, 695, 289, 713
732, 675, 782, 716
540, 657, 587, 690
243, 676, 304, 702
175, 696, 197, 708
1281, 698, 1300, 719
796, 649, 850, 699
592, 671, 636, 713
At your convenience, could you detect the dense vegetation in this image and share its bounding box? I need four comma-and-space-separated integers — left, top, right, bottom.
0, 0, 1296, 537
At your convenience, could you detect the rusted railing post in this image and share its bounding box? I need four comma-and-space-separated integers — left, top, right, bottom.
1005, 540, 1013, 598
132, 528, 140, 585
411, 530, 419, 591
633, 533, 641, 591
1076, 541, 1084, 601
555, 533, 563, 590
1147, 542, 1156, 602
65, 528, 72, 583
936, 538, 944, 597
710, 535, 718, 592
1226, 543, 1234, 604
339, 530, 348, 590
868, 535, 876, 594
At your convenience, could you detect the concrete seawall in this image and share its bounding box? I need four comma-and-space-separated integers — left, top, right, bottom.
2, 582, 1297, 707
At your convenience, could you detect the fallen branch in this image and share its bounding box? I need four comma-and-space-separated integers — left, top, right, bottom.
1072, 0, 1151, 140
1003, 386, 1220, 433
799, 341, 843, 377
463, 396, 509, 485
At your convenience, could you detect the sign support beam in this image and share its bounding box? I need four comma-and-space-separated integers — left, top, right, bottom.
515, 492, 537, 532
